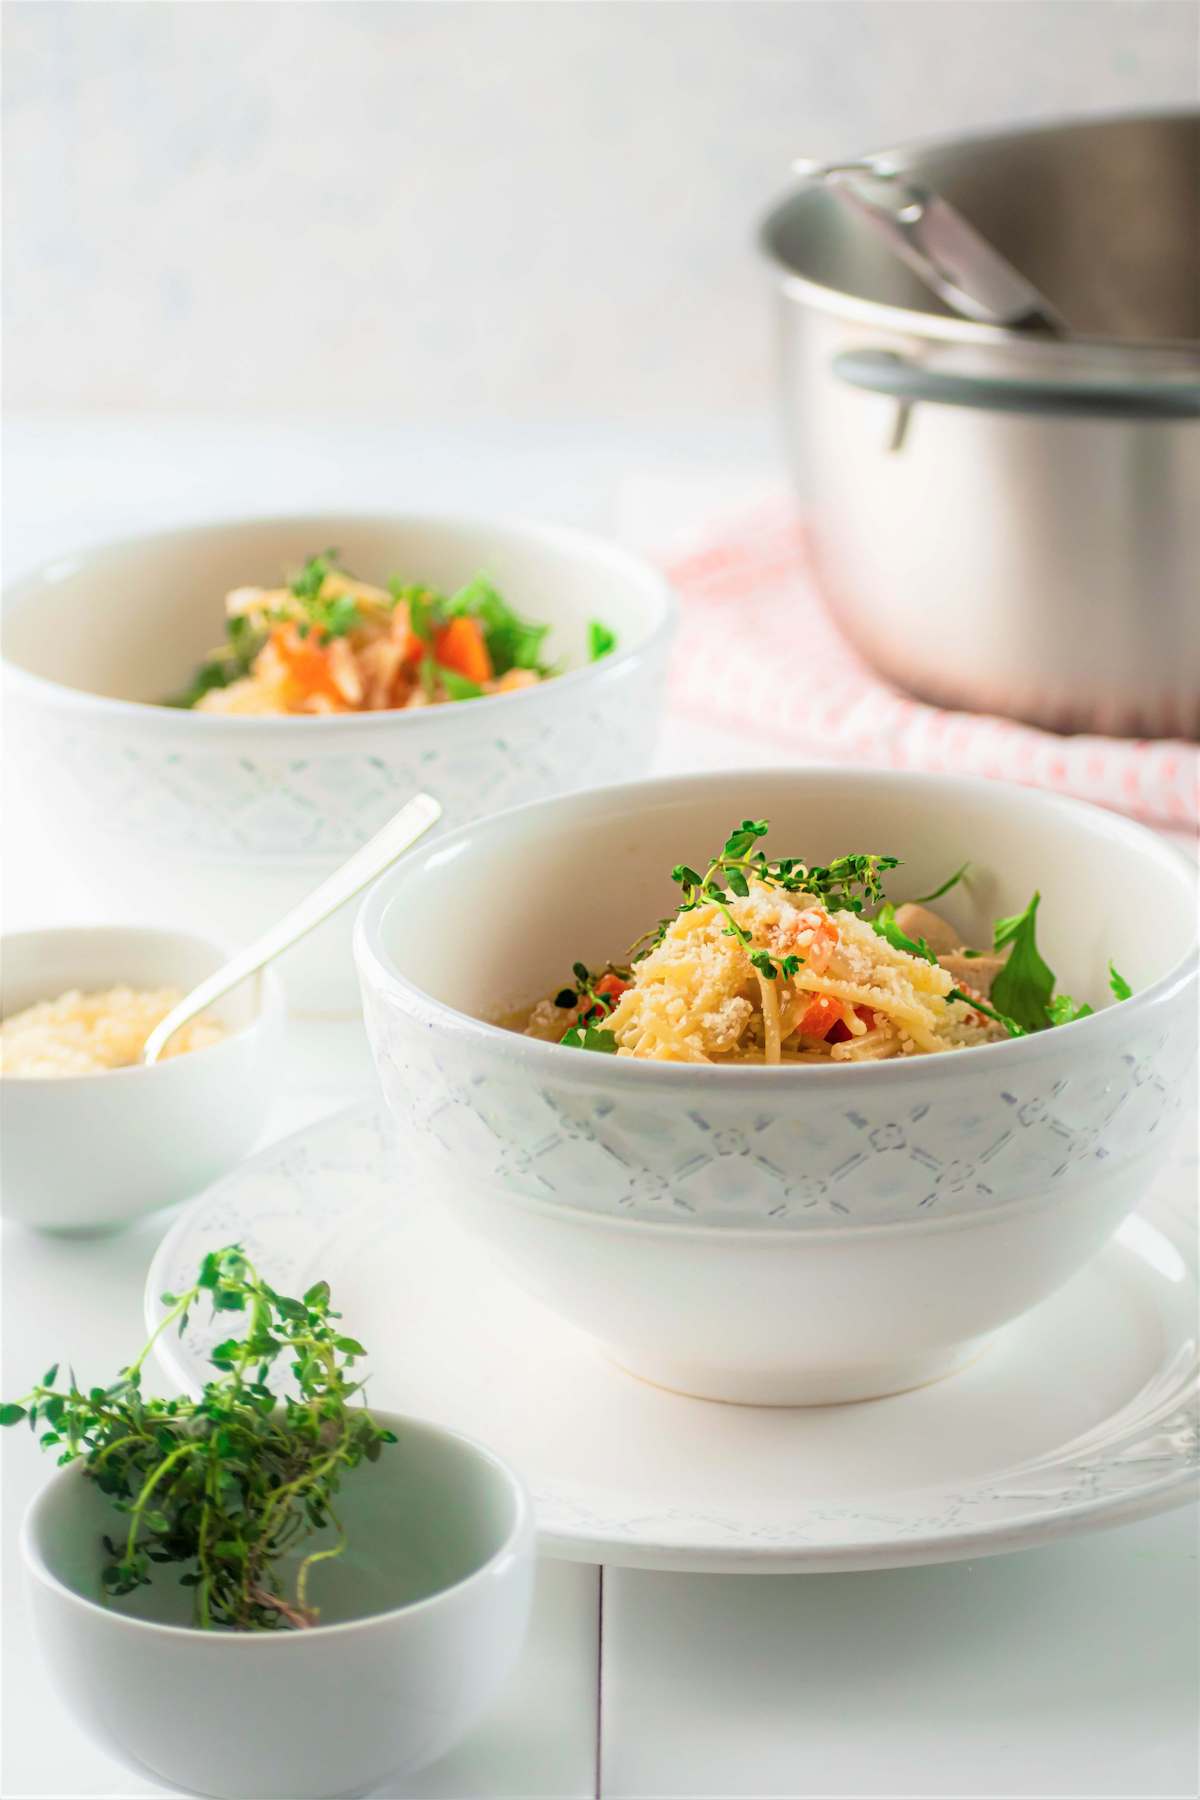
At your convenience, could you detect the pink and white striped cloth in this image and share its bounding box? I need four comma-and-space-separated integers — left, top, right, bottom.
663, 499, 1198, 834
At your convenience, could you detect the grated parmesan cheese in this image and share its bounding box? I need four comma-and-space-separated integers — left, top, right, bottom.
0, 987, 226, 1078
595, 882, 1004, 1064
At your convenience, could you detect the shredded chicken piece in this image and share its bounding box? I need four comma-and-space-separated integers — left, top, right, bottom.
895, 904, 1010, 997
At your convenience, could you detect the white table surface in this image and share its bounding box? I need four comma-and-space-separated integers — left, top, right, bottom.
3, 417, 1197, 1800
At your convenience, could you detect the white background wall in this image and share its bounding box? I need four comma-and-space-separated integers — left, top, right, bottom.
5, 0, 1197, 423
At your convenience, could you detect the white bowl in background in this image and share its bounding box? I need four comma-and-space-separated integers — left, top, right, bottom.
2, 514, 676, 1011
356, 769, 1198, 1405
22, 1411, 535, 1799
1, 925, 285, 1232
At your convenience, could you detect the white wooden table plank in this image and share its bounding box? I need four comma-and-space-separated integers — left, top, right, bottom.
598, 1510, 1200, 1798
389, 1559, 599, 1800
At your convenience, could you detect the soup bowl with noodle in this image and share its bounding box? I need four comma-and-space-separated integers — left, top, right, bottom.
355, 770, 1197, 1405
2, 514, 676, 1010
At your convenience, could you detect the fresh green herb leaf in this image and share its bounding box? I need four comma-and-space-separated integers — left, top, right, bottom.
560, 1024, 619, 1052
628, 824, 899, 965
564, 961, 630, 1023
164, 663, 230, 708
399, 586, 447, 645
438, 667, 484, 701
990, 893, 1056, 1034
167, 643, 264, 708
226, 613, 263, 661
911, 863, 970, 905
318, 594, 361, 639
588, 620, 617, 662
1046, 994, 1094, 1026
1109, 962, 1133, 1002
748, 946, 806, 983
447, 578, 552, 677
871, 901, 937, 965
723, 823, 768, 859
0, 1252, 390, 1631
168, 605, 269, 708
289, 551, 337, 602
948, 988, 1026, 1037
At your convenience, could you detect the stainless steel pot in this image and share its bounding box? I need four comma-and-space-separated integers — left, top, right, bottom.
761, 112, 1200, 739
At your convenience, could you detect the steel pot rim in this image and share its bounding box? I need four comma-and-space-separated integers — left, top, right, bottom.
758, 105, 1200, 365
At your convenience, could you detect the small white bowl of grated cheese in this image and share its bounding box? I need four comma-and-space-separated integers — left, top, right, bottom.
1, 925, 285, 1232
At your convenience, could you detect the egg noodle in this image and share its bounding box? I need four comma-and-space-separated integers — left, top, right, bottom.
521, 880, 1003, 1064
511, 819, 1131, 1065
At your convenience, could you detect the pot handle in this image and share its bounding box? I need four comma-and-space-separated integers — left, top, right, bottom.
832, 348, 1200, 420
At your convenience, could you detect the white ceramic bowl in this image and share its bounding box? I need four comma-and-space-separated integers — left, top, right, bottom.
2, 514, 676, 1011
1, 926, 285, 1232
22, 1411, 535, 1799
356, 770, 1198, 1405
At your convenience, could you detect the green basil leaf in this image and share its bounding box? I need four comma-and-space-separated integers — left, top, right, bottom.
448, 576, 551, 675
1046, 994, 1094, 1027
872, 902, 937, 965
438, 667, 484, 701
587, 620, 617, 661
990, 892, 1055, 1033
560, 1024, 618, 1053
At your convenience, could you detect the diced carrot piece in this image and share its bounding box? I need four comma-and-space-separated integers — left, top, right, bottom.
595, 973, 630, 1005
797, 993, 847, 1038
434, 616, 493, 684
271, 624, 344, 704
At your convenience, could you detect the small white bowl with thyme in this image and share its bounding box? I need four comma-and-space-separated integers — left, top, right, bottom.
1, 925, 285, 1231
12, 1246, 535, 1799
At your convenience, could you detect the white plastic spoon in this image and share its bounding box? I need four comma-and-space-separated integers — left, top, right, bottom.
142, 792, 442, 1064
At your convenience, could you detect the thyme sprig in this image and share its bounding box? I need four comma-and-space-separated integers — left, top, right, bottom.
1, 1247, 394, 1632
627, 821, 899, 981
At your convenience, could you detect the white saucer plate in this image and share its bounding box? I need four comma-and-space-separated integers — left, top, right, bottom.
148, 1104, 1199, 1574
